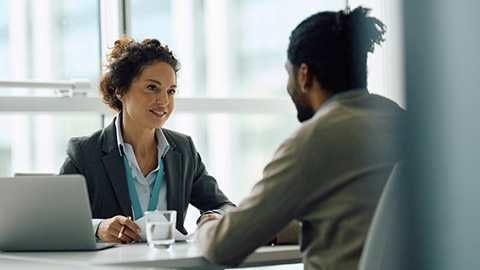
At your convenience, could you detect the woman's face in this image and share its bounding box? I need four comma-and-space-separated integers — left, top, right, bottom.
118, 61, 177, 130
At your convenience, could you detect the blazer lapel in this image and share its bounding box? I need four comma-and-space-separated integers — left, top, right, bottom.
162, 132, 184, 215
101, 118, 132, 217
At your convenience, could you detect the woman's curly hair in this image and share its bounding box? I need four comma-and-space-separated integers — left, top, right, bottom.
99, 37, 181, 111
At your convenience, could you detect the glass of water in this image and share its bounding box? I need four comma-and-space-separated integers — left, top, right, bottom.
144, 210, 176, 249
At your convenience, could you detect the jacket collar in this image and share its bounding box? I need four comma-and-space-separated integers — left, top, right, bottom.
101, 117, 132, 216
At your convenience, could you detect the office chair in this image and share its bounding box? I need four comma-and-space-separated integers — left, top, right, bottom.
358, 162, 407, 270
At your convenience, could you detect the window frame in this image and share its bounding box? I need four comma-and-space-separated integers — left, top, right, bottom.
0, 0, 296, 116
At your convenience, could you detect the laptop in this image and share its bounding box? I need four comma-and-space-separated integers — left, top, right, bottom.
0, 174, 116, 251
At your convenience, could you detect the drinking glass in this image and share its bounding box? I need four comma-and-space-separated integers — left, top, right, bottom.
144, 210, 176, 249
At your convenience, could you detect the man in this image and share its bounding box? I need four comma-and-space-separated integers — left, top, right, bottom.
195, 6, 406, 270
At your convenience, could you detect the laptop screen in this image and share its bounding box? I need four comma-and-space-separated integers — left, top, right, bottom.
0, 175, 110, 251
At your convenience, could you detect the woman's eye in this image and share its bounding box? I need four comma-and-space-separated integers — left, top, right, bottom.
147, 85, 157, 91
168, 89, 177, 95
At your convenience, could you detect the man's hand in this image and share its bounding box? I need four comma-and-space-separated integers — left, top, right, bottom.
198, 213, 221, 224
97, 215, 142, 243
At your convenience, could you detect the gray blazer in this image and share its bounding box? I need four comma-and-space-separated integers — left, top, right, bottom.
59, 118, 235, 235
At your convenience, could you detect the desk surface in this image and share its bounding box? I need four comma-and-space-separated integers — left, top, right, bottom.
0, 241, 301, 270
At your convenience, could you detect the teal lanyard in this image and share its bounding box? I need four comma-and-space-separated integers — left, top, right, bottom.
122, 152, 164, 220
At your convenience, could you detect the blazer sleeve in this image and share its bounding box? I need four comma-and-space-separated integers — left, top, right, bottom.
59, 137, 84, 175
186, 136, 236, 216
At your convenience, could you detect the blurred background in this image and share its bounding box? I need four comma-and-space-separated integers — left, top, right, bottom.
0, 0, 405, 236
1, 1, 479, 270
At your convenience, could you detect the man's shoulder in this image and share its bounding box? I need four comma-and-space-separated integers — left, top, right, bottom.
318, 93, 405, 123
291, 93, 405, 145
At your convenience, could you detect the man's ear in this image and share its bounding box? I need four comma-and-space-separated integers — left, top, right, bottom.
297, 63, 313, 93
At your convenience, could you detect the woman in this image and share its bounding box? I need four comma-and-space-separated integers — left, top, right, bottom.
59, 37, 235, 243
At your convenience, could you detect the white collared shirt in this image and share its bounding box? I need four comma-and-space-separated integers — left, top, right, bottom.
115, 114, 170, 219
92, 114, 170, 236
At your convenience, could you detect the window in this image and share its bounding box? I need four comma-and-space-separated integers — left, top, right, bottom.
0, 0, 101, 176
130, 0, 344, 98
0, 0, 100, 84
128, 0, 344, 231
0, 0, 405, 237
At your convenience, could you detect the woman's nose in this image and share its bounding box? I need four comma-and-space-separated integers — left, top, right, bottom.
156, 91, 169, 105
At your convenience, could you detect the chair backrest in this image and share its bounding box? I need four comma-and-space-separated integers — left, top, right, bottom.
358, 162, 407, 270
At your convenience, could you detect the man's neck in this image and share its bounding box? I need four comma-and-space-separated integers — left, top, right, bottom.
308, 86, 334, 112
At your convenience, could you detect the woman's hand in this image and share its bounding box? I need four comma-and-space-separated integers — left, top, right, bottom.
97, 215, 142, 243
264, 235, 278, 246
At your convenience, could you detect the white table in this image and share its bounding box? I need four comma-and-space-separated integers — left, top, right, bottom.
0, 241, 301, 269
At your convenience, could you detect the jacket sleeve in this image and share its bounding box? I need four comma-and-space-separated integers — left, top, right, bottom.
186, 136, 236, 216
58, 137, 84, 175
195, 136, 304, 267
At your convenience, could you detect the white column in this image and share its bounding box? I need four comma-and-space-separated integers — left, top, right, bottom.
171, 0, 199, 234
33, 115, 54, 173
8, 0, 29, 80
204, 0, 231, 98
99, 0, 125, 67
349, 0, 405, 107
32, 0, 53, 80
12, 116, 31, 174
172, 0, 195, 97
171, 0, 197, 140
383, 0, 405, 108
204, 0, 234, 198
31, 0, 54, 173
9, 0, 31, 174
